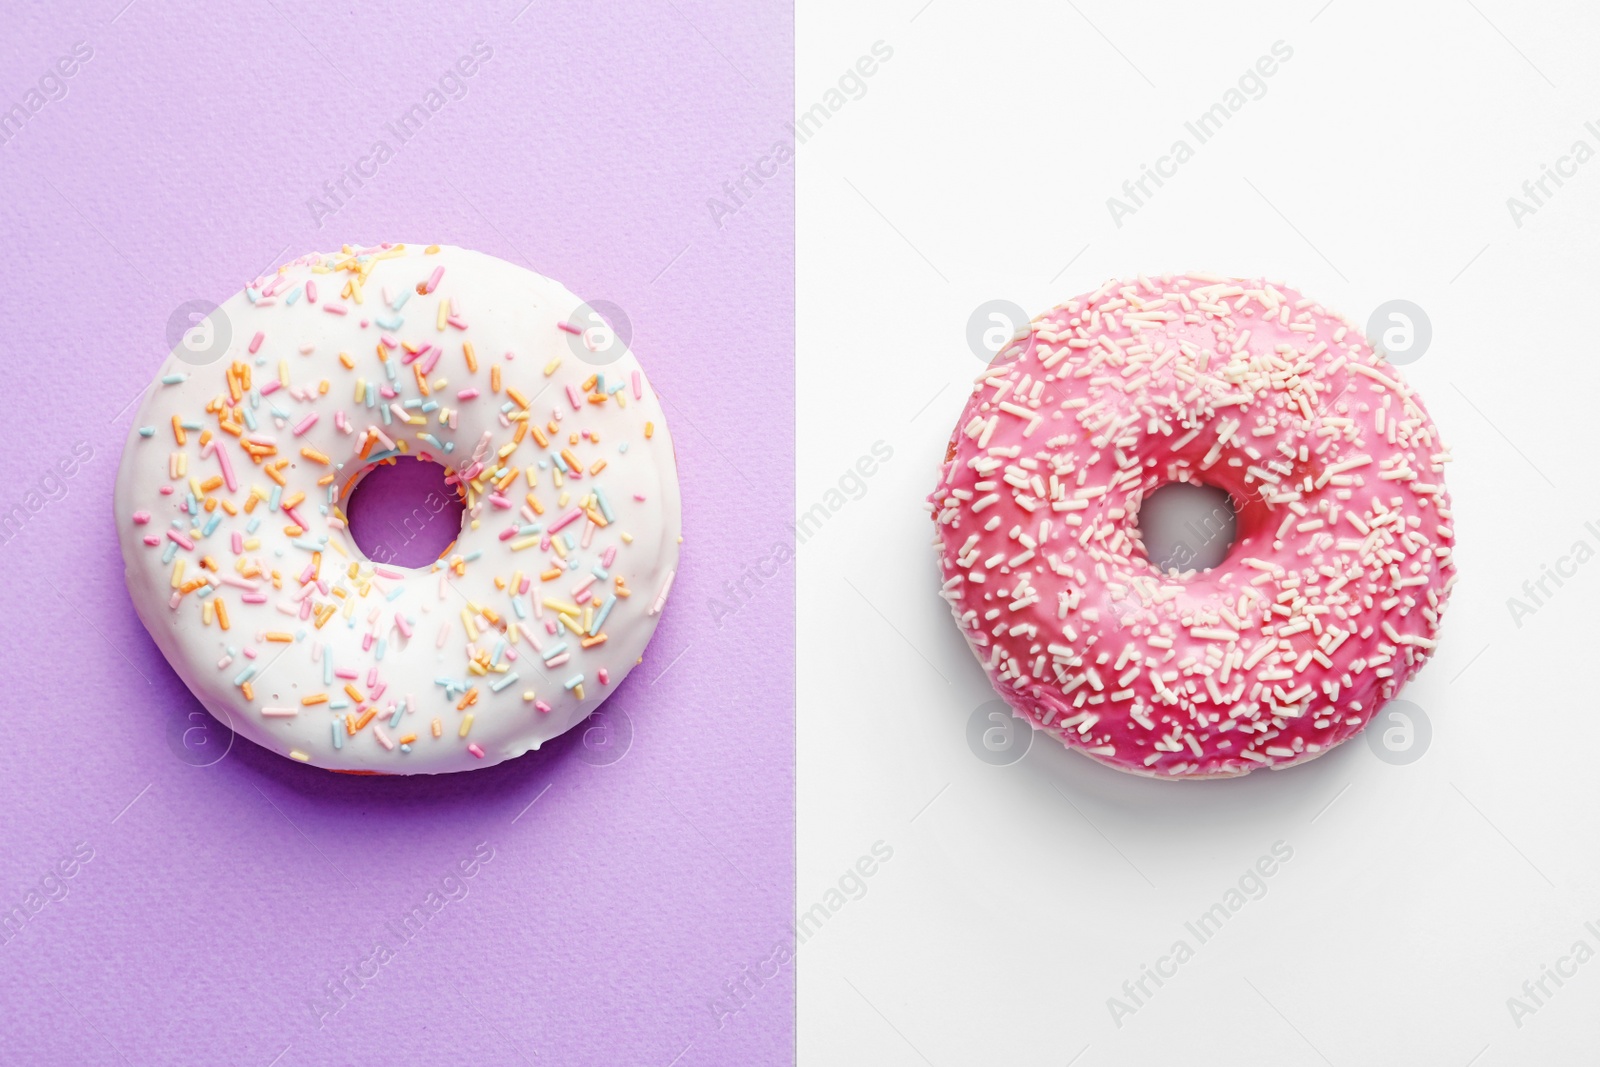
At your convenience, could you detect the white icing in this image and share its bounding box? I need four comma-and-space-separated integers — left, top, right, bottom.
114, 244, 681, 773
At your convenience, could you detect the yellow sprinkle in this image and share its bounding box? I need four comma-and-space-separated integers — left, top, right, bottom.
289, 750, 310, 762
458, 714, 474, 738
278, 360, 290, 387
432, 717, 443, 738
543, 357, 561, 376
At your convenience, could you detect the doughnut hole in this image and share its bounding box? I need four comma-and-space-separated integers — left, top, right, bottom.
1135, 481, 1239, 575
346, 457, 466, 569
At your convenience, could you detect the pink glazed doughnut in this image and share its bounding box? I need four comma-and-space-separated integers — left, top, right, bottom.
930, 274, 1456, 778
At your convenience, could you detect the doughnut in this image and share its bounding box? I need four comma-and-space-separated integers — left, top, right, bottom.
115, 243, 681, 773
929, 273, 1454, 778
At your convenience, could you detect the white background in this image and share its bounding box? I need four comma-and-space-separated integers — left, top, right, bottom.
797, 0, 1600, 1063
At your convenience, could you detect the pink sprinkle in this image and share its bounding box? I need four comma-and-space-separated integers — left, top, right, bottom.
446, 315, 467, 330
167, 530, 194, 551
395, 614, 413, 639
159, 485, 175, 495
422, 265, 444, 294
601, 546, 616, 568
380, 334, 399, 349
420, 346, 442, 375
260, 380, 281, 396
557, 321, 581, 335
565, 384, 582, 410
132, 510, 151, 525
362, 633, 374, 651
367, 667, 379, 686
231, 531, 243, 553
633, 493, 646, 501
243, 647, 258, 659
167, 591, 181, 609
292, 412, 319, 435
457, 387, 480, 400
468, 743, 485, 759
374, 724, 396, 751
306, 281, 318, 303
240, 592, 267, 604
144, 534, 161, 546
631, 370, 642, 399
215, 440, 237, 492
535, 700, 552, 713
518, 576, 530, 595
324, 304, 348, 316
374, 565, 404, 579
548, 507, 583, 533
249, 331, 264, 354
370, 682, 387, 701
598, 668, 609, 686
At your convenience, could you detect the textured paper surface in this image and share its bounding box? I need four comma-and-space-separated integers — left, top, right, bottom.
0, 3, 793, 1064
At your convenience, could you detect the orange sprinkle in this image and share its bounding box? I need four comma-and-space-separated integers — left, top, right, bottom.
216, 600, 230, 631
580, 634, 607, 648
344, 684, 365, 703
530, 424, 549, 448
171, 416, 187, 445
507, 387, 530, 410
353, 708, 377, 731
301, 447, 330, 464
490, 365, 502, 393
302, 693, 329, 706
431, 717, 443, 738
456, 687, 479, 711
241, 681, 253, 701
339, 351, 355, 369
588, 460, 607, 476
644, 421, 654, 438
464, 342, 478, 372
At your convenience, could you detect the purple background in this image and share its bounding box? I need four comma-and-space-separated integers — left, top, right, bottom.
0, 2, 793, 1064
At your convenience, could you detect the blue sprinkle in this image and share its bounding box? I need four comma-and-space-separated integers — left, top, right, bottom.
590, 596, 615, 636
563, 674, 585, 691
375, 638, 387, 660
286, 285, 303, 305
324, 656, 333, 685
389, 704, 405, 728
594, 487, 614, 523
329, 698, 350, 711
512, 597, 527, 619
201, 512, 222, 537
490, 672, 520, 693
138, 426, 155, 437
463, 550, 482, 562
420, 400, 439, 413
180, 418, 203, 431
246, 516, 261, 534
161, 541, 177, 564
375, 313, 403, 330
196, 585, 213, 598
268, 485, 282, 512
161, 373, 187, 385
542, 643, 569, 662
392, 290, 411, 311
242, 406, 258, 431
331, 721, 343, 750
232, 665, 257, 685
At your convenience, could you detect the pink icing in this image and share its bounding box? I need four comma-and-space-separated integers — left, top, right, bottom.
930, 274, 1456, 778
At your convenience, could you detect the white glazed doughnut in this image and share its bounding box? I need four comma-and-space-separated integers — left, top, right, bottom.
115, 243, 681, 773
